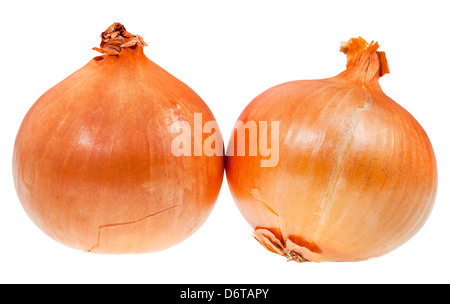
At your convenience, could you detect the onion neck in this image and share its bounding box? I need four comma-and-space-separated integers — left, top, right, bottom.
92, 22, 148, 58
335, 37, 390, 88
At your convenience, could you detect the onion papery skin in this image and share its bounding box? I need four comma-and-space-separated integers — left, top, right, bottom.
13, 23, 224, 254
226, 38, 437, 262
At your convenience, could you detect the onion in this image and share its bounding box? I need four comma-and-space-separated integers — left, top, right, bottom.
13, 23, 224, 253
226, 37, 437, 262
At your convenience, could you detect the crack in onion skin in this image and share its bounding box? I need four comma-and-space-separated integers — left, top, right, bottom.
13, 23, 225, 254
226, 37, 437, 262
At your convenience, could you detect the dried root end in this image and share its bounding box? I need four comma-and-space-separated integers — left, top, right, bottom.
253, 228, 322, 263
284, 250, 307, 263
93, 22, 148, 56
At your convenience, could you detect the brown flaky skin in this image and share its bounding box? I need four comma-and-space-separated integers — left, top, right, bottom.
226, 38, 437, 262
13, 23, 224, 253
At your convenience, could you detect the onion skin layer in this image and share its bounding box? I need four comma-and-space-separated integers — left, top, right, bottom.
226, 38, 437, 262
13, 24, 224, 253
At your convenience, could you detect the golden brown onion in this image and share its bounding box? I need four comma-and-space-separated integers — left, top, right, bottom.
13, 23, 224, 253
226, 37, 437, 262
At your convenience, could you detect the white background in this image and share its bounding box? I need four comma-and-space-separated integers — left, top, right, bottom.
1, 0, 449, 284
